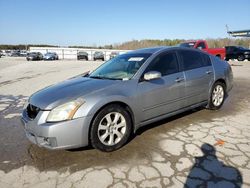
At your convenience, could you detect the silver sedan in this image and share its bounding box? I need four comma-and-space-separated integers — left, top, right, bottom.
21, 47, 233, 152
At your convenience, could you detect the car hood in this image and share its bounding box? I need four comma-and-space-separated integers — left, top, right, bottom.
29, 77, 118, 110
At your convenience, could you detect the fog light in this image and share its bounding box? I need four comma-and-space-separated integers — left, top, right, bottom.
43, 137, 57, 147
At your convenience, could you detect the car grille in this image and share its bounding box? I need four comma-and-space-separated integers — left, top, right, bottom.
26, 104, 40, 119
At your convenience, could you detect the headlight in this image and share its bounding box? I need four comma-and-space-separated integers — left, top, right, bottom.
47, 99, 84, 122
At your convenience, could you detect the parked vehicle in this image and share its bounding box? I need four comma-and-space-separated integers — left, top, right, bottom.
110, 51, 119, 59
21, 47, 233, 152
43, 52, 59, 60
77, 51, 88, 60
26, 52, 43, 61
10, 50, 20, 57
20, 50, 28, 57
225, 46, 250, 61
93, 51, 105, 61
4, 50, 12, 56
179, 40, 226, 60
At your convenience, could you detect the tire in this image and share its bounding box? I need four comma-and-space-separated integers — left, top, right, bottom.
90, 104, 132, 152
85, 56, 88, 61
208, 82, 226, 110
225, 58, 230, 61
237, 55, 245, 61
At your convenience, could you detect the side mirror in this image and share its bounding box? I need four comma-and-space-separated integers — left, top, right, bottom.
197, 46, 203, 50
144, 71, 162, 81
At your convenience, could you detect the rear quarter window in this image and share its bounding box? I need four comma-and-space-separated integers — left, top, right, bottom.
201, 53, 212, 66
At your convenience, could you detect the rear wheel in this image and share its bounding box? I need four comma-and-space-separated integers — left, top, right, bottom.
237, 55, 245, 61
90, 104, 132, 152
208, 82, 226, 110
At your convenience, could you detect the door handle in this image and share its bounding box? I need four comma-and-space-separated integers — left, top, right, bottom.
206, 70, 213, 74
175, 77, 184, 83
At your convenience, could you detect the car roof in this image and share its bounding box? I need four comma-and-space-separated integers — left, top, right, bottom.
128, 46, 170, 54
128, 46, 214, 58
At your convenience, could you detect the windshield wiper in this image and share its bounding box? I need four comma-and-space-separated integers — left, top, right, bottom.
89, 76, 106, 79
89, 75, 122, 80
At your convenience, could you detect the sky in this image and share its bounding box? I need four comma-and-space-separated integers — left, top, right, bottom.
0, 0, 249, 46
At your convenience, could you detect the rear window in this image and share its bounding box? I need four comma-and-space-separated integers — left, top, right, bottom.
179, 50, 212, 71
179, 42, 195, 48
179, 50, 203, 70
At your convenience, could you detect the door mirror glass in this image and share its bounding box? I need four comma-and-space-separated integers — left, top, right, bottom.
144, 71, 162, 81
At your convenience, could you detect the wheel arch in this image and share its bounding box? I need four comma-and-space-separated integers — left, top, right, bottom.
207, 78, 227, 108
88, 101, 135, 142
215, 54, 221, 58
215, 78, 226, 89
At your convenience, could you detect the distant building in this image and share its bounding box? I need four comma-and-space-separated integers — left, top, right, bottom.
227, 29, 250, 37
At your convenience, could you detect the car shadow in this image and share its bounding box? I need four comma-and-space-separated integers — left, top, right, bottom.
184, 143, 242, 188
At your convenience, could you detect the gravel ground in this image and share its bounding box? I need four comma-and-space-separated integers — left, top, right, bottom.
0, 57, 250, 188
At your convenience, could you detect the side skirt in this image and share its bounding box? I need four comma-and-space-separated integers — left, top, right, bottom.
134, 101, 208, 132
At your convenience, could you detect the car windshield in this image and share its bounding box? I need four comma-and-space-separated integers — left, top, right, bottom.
179, 42, 195, 48
89, 53, 151, 80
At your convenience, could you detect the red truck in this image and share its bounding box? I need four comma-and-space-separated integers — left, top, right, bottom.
179, 40, 226, 60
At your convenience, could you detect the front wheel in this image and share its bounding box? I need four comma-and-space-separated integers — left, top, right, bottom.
90, 104, 132, 152
208, 82, 226, 110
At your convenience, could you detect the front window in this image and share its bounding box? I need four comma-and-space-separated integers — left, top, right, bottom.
89, 53, 151, 80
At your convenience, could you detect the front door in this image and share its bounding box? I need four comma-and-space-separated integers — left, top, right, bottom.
137, 51, 186, 122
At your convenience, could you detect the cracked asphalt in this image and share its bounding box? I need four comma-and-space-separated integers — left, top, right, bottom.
0, 57, 250, 188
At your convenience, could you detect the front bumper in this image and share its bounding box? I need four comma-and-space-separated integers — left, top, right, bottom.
26, 57, 34, 61
244, 54, 250, 59
21, 109, 92, 150
43, 57, 53, 60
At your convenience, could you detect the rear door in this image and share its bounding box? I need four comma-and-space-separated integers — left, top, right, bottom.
178, 50, 214, 107
137, 51, 186, 121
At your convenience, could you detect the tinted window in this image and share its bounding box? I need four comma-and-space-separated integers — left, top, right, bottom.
146, 52, 179, 76
201, 53, 211, 66
196, 42, 206, 49
179, 50, 203, 71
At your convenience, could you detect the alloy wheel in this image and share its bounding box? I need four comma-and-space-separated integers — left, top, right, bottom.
212, 85, 224, 107
97, 112, 127, 146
